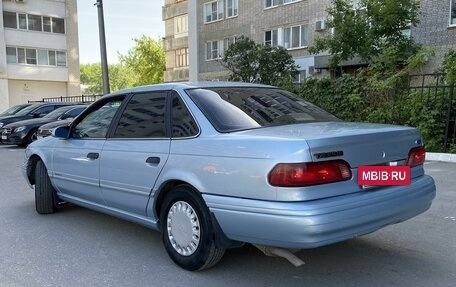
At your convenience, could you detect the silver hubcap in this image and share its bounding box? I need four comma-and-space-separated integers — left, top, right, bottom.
167, 201, 201, 256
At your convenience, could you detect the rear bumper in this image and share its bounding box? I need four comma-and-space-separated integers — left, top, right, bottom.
204, 175, 436, 249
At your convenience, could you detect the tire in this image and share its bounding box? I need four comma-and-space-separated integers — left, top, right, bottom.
21, 128, 38, 147
160, 185, 225, 271
35, 160, 56, 214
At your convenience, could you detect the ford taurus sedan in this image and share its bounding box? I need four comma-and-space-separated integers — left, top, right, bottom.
23, 82, 436, 271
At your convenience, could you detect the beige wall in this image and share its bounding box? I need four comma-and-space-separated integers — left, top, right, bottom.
8, 80, 67, 106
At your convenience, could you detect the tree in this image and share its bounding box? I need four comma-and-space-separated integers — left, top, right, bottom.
80, 63, 135, 94
119, 35, 165, 86
221, 36, 298, 86
309, 0, 421, 67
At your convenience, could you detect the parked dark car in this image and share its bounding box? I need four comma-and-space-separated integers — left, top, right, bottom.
1, 105, 87, 146
0, 103, 75, 130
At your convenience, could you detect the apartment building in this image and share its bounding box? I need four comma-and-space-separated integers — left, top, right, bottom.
411, 0, 456, 73
163, 0, 189, 82
0, 0, 80, 111
163, 0, 456, 82
163, 0, 331, 82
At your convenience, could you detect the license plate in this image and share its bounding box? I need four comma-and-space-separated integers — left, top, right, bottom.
1, 135, 7, 140
358, 166, 411, 186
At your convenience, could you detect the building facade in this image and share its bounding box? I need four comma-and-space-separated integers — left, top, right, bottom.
0, 0, 80, 111
194, 0, 331, 82
163, 0, 456, 82
411, 0, 456, 73
163, 0, 189, 82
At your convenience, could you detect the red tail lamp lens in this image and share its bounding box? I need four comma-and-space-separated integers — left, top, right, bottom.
268, 160, 352, 187
406, 146, 426, 167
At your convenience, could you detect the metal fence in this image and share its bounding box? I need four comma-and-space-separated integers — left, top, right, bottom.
407, 73, 455, 152
28, 94, 103, 104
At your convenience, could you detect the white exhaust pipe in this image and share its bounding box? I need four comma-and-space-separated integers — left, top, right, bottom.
253, 244, 305, 267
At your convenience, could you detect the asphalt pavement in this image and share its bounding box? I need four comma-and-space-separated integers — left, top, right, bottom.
0, 145, 455, 287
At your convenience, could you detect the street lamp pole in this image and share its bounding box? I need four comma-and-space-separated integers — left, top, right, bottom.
95, 0, 110, 94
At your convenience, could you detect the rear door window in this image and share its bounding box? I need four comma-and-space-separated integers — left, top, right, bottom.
113, 92, 167, 138
171, 91, 198, 138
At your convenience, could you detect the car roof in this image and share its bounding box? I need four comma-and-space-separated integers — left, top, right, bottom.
108, 82, 276, 97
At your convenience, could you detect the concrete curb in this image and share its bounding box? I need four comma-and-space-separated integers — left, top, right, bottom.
426, 152, 456, 163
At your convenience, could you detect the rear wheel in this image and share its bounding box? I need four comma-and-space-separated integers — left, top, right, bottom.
160, 185, 225, 271
35, 160, 56, 214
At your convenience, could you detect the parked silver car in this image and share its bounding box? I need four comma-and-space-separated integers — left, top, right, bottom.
23, 82, 436, 271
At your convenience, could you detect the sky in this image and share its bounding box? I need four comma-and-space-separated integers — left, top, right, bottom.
77, 0, 164, 64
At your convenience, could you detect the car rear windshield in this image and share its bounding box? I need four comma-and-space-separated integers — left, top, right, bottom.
185, 87, 339, 133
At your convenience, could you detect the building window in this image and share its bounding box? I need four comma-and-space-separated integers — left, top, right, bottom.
2, 12, 65, 34
265, 0, 281, 8
26, 49, 37, 65
174, 15, 188, 37
6, 46, 66, 67
56, 51, 67, 66
175, 48, 189, 67
283, 25, 308, 49
6, 47, 17, 63
17, 48, 26, 64
451, 0, 456, 26
38, 50, 49, 65
292, 70, 307, 83
264, 29, 279, 46
3, 11, 17, 28
204, 0, 223, 23
28, 14, 42, 31
18, 13, 27, 29
223, 36, 236, 53
43, 17, 52, 32
226, 0, 238, 18
205, 40, 221, 60
265, 0, 299, 8
52, 18, 65, 34
284, 0, 300, 4
49, 51, 56, 66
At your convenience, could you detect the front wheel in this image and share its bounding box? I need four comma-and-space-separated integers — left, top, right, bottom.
35, 160, 56, 214
160, 185, 225, 271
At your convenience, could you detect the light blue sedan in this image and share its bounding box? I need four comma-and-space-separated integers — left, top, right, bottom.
23, 82, 436, 271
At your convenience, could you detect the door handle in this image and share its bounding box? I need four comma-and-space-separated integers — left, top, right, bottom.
146, 157, 160, 165
87, 152, 99, 159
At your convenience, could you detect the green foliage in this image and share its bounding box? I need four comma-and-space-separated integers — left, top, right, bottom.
221, 36, 298, 86
80, 63, 135, 94
402, 91, 448, 151
295, 74, 453, 152
119, 35, 165, 86
441, 50, 456, 84
310, 0, 421, 67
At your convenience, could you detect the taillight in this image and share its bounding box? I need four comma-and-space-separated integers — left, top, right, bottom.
268, 160, 352, 187
406, 146, 426, 167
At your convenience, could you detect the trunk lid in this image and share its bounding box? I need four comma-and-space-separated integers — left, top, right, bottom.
237, 122, 422, 167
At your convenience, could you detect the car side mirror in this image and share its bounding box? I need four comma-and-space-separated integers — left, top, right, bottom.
52, 126, 70, 139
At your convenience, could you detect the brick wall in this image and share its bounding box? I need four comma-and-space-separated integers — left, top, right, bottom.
412, 0, 456, 72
